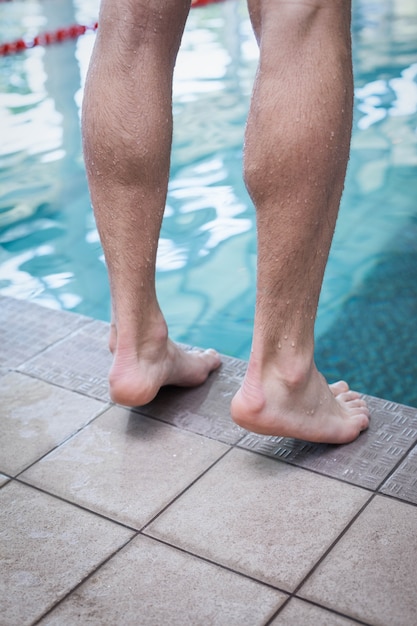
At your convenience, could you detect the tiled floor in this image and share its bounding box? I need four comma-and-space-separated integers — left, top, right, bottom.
1, 294, 417, 626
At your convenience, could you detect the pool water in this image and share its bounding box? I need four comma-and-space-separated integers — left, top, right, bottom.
1, 0, 417, 406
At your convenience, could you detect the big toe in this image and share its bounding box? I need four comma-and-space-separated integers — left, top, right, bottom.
201, 348, 222, 371
329, 380, 350, 396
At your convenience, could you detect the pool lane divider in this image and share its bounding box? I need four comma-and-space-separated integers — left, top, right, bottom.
0, 23, 98, 56
0, 0, 225, 56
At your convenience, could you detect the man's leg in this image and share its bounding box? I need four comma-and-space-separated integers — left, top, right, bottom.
82, 0, 220, 406
231, 0, 370, 443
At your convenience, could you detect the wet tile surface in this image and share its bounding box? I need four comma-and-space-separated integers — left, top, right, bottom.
238, 395, 417, 489
40, 534, 287, 626
146, 448, 370, 592
380, 442, 417, 504
299, 495, 417, 626
3, 296, 417, 626
21, 405, 229, 529
1, 481, 133, 626
0, 295, 89, 369
0, 371, 105, 476
137, 355, 246, 444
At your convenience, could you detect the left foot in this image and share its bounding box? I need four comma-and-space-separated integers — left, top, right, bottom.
109, 328, 221, 407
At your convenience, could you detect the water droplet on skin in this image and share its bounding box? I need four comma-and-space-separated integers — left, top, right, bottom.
278, 342, 282, 349
291, 341, 295, 347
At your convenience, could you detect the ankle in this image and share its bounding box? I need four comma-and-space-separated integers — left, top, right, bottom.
108, 317, 169, 406
269, 356, 315, 392
248, 337, 315, 391
113, 310, 169, 361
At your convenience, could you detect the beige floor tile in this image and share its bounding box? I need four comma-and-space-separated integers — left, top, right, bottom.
270, 599, 358, 625
300, 495, 417, 625
40, 534, 286, 626
146, 448, 370, 592
1, 481, 133, 626
0, 372, 106, 475
21, 406, 229, 528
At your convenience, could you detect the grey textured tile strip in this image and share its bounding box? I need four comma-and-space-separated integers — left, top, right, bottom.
19, 319, 112, 401
0, 295, 90, 369
237, 396, 417, 490
380, 442, 417, 504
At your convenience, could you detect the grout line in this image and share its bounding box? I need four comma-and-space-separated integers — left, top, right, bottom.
138, 533, 290, 595
139, 445, 235, 532
261, 494, 381, 625
13, 367, 111, 404
263, 595, 372, 626
234, 445, 380, 494
13, 443, 235, 536
369, 489, 417, 509
376, 438, 417, 493
10, 402, 113, 479
12, 477, 140, 531
31, 531, 140, 626
290, 492, 377, 596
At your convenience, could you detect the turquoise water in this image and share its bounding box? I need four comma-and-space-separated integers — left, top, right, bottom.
1, 0, 417, 406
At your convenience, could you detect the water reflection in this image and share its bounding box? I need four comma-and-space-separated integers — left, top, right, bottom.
355, 64, 417, 129
0, 0, 107, 315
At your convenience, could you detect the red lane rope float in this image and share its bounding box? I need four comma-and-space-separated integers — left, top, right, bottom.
0, 0, 225, 56
0, 22, 98, 56
191, 0, 224, 5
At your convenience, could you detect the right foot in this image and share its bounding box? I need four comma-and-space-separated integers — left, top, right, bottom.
230, 362, 370, 444
109, 336, 221, 407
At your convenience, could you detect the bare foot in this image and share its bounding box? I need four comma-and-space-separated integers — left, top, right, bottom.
230, 362, 370, 444
109, 335, 221, 407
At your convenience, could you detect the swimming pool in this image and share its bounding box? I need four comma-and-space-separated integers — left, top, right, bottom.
1, 0, 417, 406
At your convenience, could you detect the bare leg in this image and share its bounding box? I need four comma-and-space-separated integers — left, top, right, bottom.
82, 0, 220, 406
231, 0, 369, 443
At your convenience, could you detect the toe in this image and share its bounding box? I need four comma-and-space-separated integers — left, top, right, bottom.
338, 390, 362, 402
329, 380, 349, 395
349, 399, 368, 410
202, 348, 222, 370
